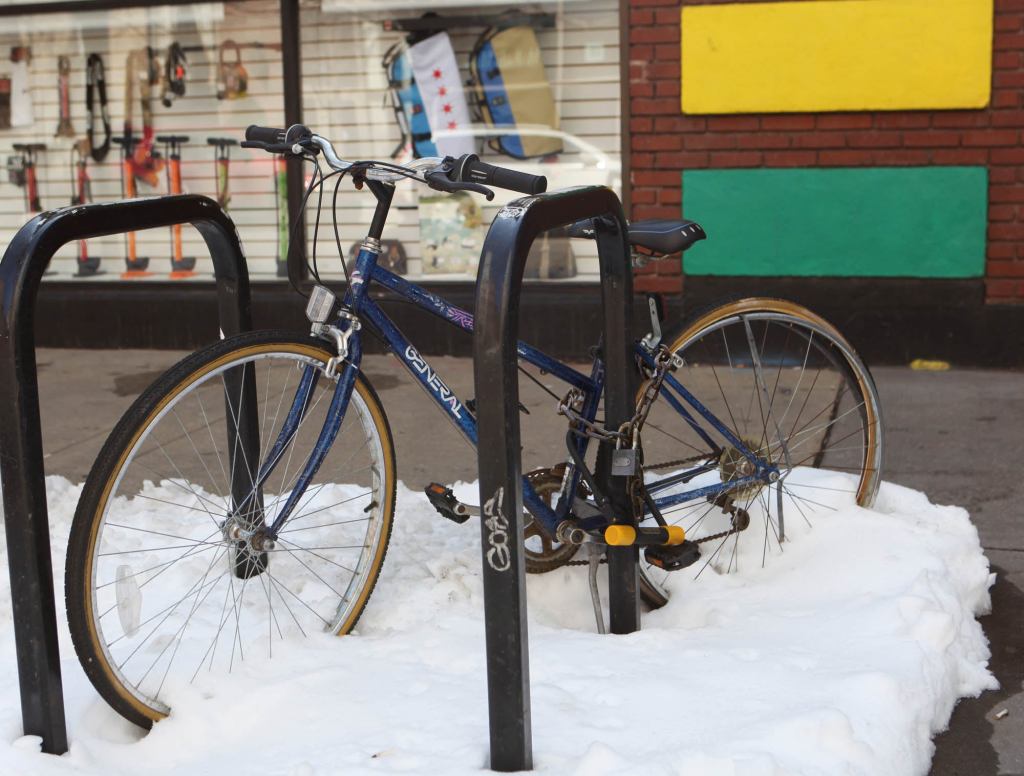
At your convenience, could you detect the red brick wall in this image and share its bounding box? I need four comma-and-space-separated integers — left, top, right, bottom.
627, 0, 1024, 300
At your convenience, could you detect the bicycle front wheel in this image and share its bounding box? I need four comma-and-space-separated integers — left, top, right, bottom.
637, 298, 883, 600
66, 331, 396, 728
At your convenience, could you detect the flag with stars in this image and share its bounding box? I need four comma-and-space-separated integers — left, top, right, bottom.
408, 32, 474, 158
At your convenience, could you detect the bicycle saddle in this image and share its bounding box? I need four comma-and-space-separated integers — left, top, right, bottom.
567, 218, 707, 256
628, 219, 706, 255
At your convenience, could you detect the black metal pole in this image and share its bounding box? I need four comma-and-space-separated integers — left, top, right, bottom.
473, 186, 635, 771
0, 195, 252, 754
279, 0, 307, 284
594, 219, 640, 634
473, 216, 533, 775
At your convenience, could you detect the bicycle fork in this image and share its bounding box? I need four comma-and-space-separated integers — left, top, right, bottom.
222, 300, 362, 579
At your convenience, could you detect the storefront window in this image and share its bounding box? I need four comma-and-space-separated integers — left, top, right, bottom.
0, 1, 285, 278
0, 0, 622, 283
300, 0, 622, 281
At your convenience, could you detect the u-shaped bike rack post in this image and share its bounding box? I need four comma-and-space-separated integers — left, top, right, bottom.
473, 186, 639, 772
0, 195, 254, 756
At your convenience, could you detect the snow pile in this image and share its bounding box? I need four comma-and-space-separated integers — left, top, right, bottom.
0, 475, 995, 775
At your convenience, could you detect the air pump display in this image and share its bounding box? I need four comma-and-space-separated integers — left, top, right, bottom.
157, 134, 196, 276
112, 135, 150, 276
8, 143, 46, 212
70, 139, 101, 276
207, 136, 237, 209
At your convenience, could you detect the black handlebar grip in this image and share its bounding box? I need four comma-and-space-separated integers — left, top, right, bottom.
457, 154, 547, 196
244, 125, 287, 145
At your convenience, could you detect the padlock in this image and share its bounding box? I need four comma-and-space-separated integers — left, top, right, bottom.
611, 448, 638, 477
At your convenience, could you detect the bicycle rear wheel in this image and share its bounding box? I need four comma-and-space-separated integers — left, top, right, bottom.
637, 298, 883, 602
66, 330, 396, 728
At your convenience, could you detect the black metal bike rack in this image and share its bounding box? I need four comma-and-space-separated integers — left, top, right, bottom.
473, 186, 638, 772
0, 195, 254, 755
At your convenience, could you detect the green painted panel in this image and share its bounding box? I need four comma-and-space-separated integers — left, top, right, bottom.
681, 167, 988, 277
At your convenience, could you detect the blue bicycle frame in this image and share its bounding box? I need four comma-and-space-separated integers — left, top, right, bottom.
254, 242, 774, 541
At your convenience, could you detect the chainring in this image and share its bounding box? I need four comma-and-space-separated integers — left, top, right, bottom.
523, 467, 581, 573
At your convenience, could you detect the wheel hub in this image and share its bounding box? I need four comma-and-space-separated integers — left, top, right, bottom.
222, 517, 272, 578
719, 438, 769, 498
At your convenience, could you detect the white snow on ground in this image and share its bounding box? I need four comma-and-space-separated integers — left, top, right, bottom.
0, 474, 996, 776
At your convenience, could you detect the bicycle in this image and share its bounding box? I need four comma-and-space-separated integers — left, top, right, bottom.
65, 124, 884, 729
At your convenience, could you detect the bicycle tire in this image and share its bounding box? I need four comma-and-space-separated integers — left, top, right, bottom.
66, 330, 396, 728
635, 297, 883, 603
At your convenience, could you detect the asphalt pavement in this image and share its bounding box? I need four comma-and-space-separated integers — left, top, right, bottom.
24, 349, 1024, 774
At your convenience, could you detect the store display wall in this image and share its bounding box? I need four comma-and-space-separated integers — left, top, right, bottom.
0, 0, 287, 279
300, 0, 622, 282
0, 0, 622, 284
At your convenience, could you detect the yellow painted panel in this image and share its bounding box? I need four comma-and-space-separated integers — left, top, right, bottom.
681, 0, 993, 114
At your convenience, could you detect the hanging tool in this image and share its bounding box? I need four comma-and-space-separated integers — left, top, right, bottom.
9, 46, 33, 128
156, 134, 196, 276
70, 139, 101, 276
123, 47, 163, 187
10, 143, 46, 211
112, 135, 150, 276
55, 56, 75, 138
160, 42, 187, 108
273, 154, 288, 277
85, 53, 111, 162
216, 40, 248, 100
207, 136, 236, 209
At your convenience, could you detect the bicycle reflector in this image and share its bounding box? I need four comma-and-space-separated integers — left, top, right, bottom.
306, 285, 336, 324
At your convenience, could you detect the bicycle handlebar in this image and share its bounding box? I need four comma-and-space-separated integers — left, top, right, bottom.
242, 124, 546, 198
245, 125, 287, 145
454, 154, 546, 196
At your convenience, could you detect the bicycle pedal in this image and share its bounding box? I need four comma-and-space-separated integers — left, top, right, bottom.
424, 483, 476, 525
644, 540, 701, 572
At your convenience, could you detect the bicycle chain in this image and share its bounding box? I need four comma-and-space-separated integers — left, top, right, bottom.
559, 345, 680, 446
641, 453, 713, 472
557, 345, 735, 568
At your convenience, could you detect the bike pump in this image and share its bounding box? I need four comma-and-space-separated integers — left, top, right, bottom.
157, 135, 196, 277
11, 144, 47, 212
71, 140, 101, 276
207, 137, 237, 210
112, 135, 150, 277
274, 155, 289, 277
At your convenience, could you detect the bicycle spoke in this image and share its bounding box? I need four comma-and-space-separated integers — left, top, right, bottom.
95, 541, 219, 590
191, 576, 238, 682
171, 406, 227, 498
279, 515, 372, 535
113, 545, 228, 660
131, 453, 227, 526
195, 386, 232, 499
636, 305, 881, 592
149, 553, 231, 696
222, 363, 259, 504
275, 536, 360, 580
278, 490, 374, 529
270, 539, 351, 616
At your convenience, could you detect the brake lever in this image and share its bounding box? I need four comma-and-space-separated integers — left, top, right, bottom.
424, 171, 494, 201
240, 140, 316, 157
